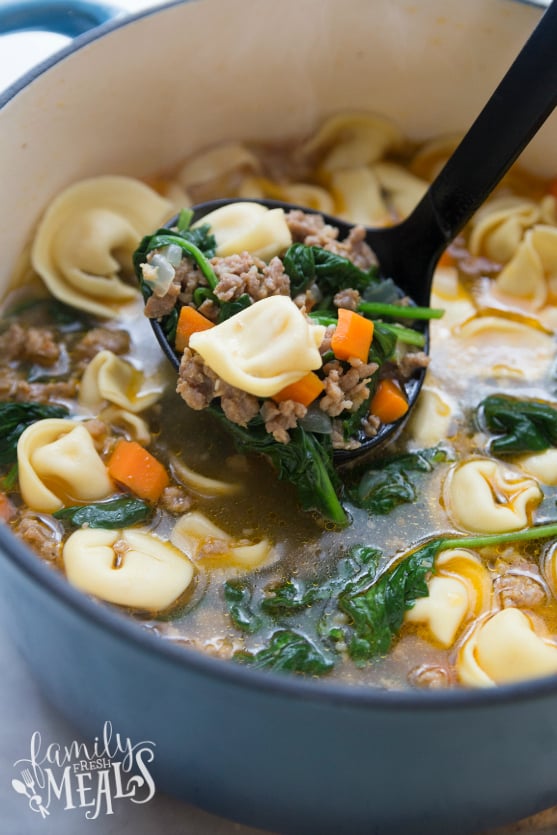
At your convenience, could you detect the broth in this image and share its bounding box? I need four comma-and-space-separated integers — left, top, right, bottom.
3, 114, 557, 689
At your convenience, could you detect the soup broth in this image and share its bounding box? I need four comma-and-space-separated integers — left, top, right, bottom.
3, 113, 557, 690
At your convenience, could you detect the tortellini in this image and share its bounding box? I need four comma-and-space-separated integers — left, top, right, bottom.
298, 112, 403, 172
177, 142, 261, 198
189, 295, 325, 397
407, 386, 454, 446
79, 350, 164, 414
31, 176, 172, 318
193, 203, 292, 261
371, 162, 428, 220
444, 458, 542, 533
171, 511, 273, 569
63, 528, 194, 610
405, 549, 491, 648
514, 448, 557, 486
429, 266, 476, 330
97, 406, 151, 445
493, 225, 557, 312
170, 455, 241, 497
458, 608, 557, 687
469, 195, 541, 264
456, 315, 555, 380
17, 419, 113, 513
238, 178, 335, 215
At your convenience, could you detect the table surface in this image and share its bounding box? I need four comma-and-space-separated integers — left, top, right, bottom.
1, 1, 556, 832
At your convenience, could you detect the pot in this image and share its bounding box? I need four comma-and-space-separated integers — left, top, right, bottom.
1, 1, 556, 833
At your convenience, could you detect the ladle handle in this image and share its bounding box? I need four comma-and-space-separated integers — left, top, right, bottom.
429, 0, 557, 239
372, 0, 557, 303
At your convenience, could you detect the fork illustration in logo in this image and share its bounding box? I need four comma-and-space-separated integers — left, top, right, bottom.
11, 769, 50, 818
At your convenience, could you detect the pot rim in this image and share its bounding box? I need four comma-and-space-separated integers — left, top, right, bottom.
0, 0, 550, 113
1, 0, 557, 713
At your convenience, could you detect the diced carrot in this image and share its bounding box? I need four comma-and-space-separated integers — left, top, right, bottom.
175, 306, 215, 353
273, 371, 325, 407
0, 492, 15, 522
107, 440, 169, 503
370, 379, 409, 424
437, 249, 455, 268
331, 308, 374, 363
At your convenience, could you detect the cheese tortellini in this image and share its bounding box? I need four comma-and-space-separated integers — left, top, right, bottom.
171, 511, 273, 569
407, 386, 454, 446
189, 295, 325, 397
405, 549, 492, 648
493, 225, 557, 312
458, 608, 557, 687
31, 176, 172, 318
444, 458, 542, 533
514, 448, 557, 486
79, 350, 164, 414
193, 203, 292, 261
298, 111, 403, 172
17, 419, 113, 513
63, 528, 194, 610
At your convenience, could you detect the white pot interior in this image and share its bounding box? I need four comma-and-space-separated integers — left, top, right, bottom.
0, 0, 553, 290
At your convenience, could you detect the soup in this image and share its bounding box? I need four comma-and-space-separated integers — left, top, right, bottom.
3, 112, 557, 690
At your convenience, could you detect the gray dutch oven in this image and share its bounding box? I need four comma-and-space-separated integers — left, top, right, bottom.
1, 1, 557, 833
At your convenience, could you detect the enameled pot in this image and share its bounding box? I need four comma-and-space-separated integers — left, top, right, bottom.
1, 2, 557, 833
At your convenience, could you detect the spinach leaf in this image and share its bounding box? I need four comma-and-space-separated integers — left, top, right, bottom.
282, 243, 379, 297
337, 541, 438, 663
224, 580, 263, 633
0, 402, 70, 467
479, 395, 557, 454
352, 447, 449, 515
213, 412, 348, 526
368, 322, 398, 365
340, 394, 373, 443
217, 293, 252, 323
235, 629, 334, 675
53, 496, 152, 528
283, 243, 317, 296
261, 577, 318, 615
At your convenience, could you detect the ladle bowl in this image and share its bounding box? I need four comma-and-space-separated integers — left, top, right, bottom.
147, 0, 557, 462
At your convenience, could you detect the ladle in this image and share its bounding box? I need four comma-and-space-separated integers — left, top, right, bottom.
149, 0, 557, 463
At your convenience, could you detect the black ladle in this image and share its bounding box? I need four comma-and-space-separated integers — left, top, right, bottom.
151, 0, 557, 463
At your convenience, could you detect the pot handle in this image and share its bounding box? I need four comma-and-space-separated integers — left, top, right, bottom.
0, 0, 121, 38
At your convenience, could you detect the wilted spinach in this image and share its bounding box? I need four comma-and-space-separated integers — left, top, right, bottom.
351, 447, 449, 515
0, 402, 70, 467
213, 413, 348, 526
334, 541, 438, 662
54, 496, 152, 529
235, 629, 334, 675
478, 394, 557, 454
282, 242, 379, 296
224, 580, 263, 633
